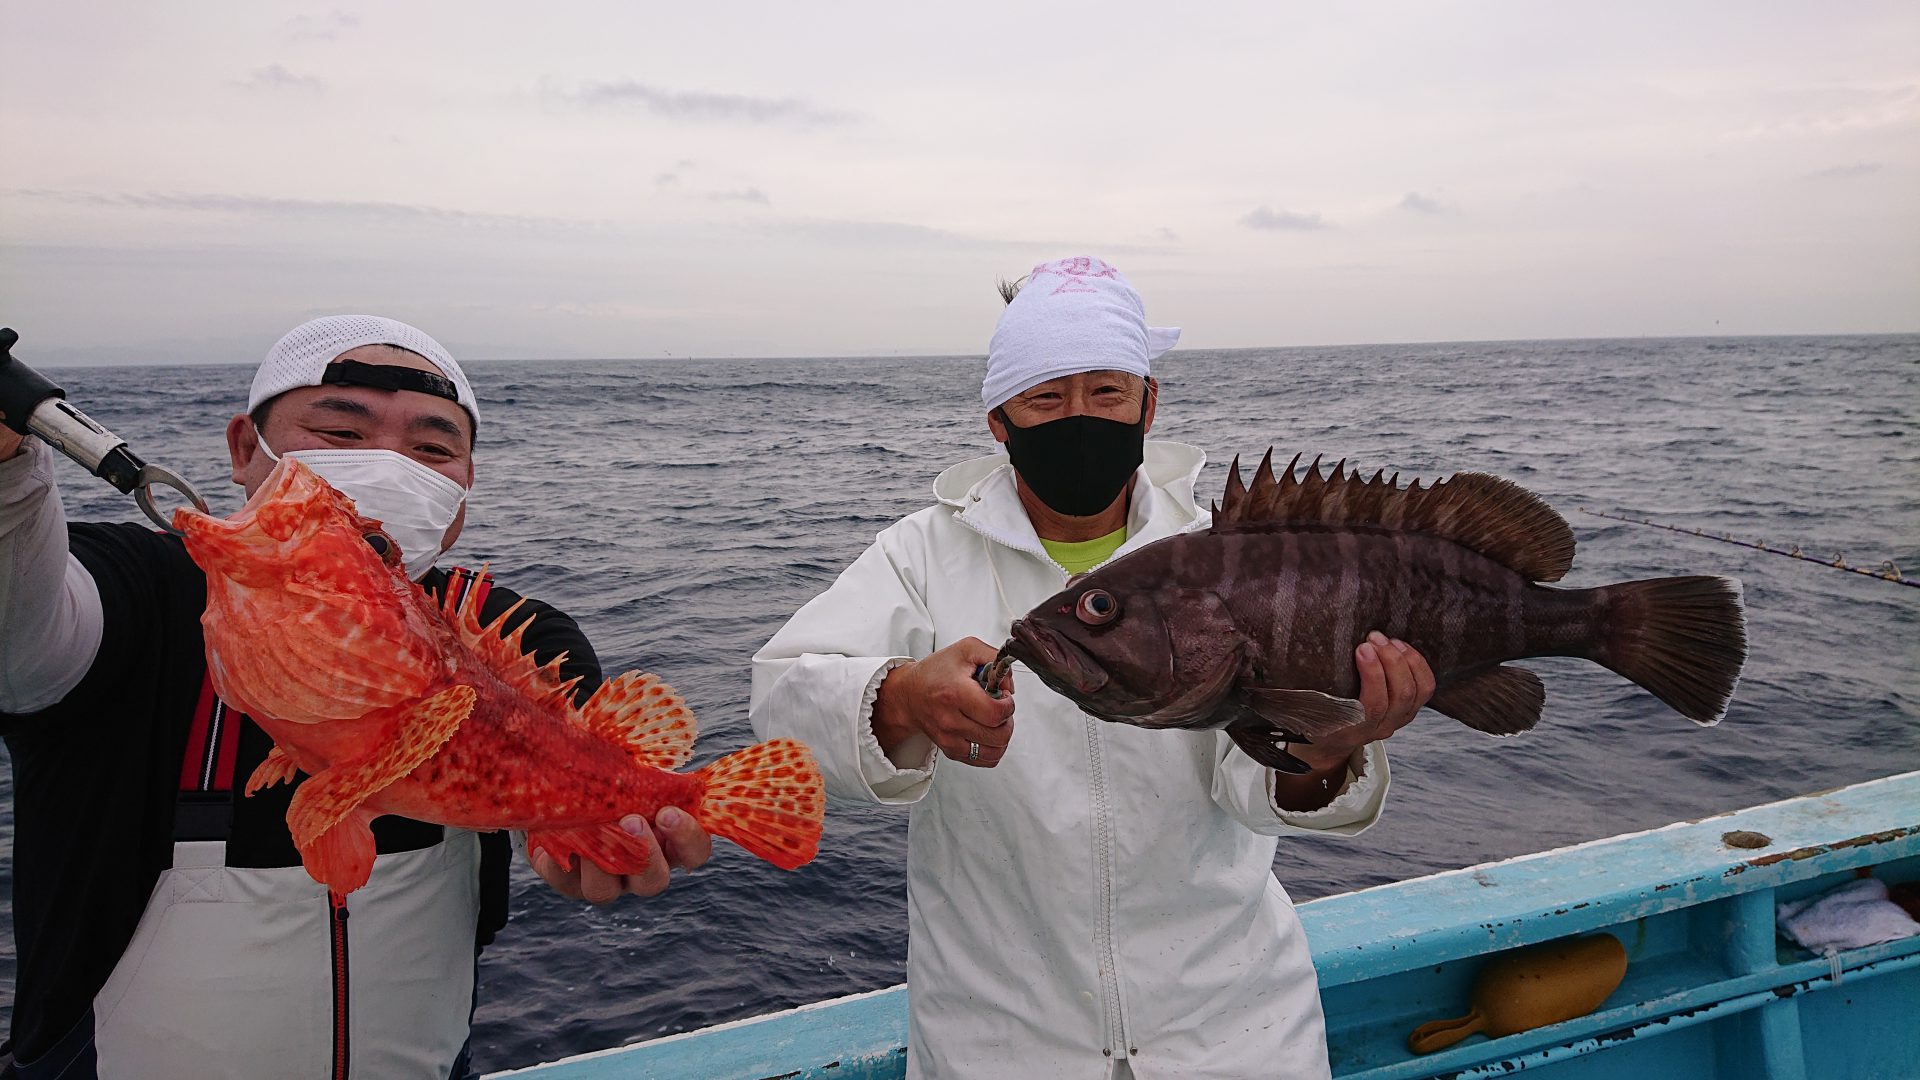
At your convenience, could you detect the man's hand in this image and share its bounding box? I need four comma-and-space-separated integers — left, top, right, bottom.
0, 426, 27, 462
529, 807, 713, 905
1273, 632, 1436, 810
872, 637, 1016, 768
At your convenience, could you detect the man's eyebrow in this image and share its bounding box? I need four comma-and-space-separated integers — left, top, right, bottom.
408, 414, 468, 442
305, 397, 377, 420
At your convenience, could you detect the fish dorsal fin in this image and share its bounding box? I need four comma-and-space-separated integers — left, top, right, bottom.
577, 671, 699, 770
1212, 450, 1577, 582
441, 570, 577, 702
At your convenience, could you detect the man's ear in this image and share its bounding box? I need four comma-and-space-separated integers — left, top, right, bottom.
1141, 377, 1159, 435
986, 407, 1009, 445
226, 413, 260, 486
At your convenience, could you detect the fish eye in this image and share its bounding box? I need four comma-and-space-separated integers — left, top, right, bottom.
1075, 589, 1119, 626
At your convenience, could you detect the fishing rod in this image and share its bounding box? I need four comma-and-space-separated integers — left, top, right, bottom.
1578, 508, 1918, 589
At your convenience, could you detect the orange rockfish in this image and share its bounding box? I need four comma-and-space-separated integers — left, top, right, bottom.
173, 458, 824, 898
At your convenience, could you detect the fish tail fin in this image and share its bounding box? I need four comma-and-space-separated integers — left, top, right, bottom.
1594, 575, 1747, 725
526, 824, 654, 878
690, 739, 825, 871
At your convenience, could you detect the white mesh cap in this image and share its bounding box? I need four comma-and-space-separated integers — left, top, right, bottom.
248, 315, 479, 425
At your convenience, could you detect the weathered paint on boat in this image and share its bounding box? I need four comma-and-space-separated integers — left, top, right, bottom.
488, 771, 1920, 1080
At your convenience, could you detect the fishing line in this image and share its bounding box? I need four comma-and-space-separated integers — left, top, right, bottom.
1579, 508, 1918, 589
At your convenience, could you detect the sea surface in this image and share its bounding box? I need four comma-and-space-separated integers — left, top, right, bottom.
2, 335, 1916, 1072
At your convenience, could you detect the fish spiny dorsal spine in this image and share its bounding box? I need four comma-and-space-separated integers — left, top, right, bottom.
1213, 449, 1578, 582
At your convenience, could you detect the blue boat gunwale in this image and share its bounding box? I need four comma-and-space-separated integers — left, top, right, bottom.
488, 770, 1920, 1079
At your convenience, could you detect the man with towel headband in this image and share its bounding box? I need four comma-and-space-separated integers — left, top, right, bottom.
752, 256, 1435, 1078
0, 316, 711, 1079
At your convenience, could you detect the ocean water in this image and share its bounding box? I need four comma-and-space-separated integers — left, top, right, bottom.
2, 335, 1916, 1072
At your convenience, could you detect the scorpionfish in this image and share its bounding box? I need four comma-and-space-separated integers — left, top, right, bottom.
174, 457, 825, 898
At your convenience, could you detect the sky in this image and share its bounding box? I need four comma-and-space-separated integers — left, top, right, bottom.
3, 2, 1916, 365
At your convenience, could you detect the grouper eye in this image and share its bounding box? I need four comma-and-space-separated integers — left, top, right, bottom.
1075, 589, 1120, 626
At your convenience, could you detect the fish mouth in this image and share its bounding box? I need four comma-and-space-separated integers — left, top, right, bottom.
1006, 619, 1110, 697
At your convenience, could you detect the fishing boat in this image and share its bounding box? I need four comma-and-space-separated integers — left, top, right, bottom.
489, 769, 1919, 1080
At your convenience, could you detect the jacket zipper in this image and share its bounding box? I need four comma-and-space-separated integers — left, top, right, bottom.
1086, 703, 1130, 1058
329, 894, 351, 1079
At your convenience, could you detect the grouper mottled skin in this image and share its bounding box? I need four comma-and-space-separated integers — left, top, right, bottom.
1004, 452, 1748, 773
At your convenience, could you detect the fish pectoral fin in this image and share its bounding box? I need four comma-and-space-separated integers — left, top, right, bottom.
302, 807, 379, 900
577, 671, 698, 769
526, 823, 654, 878
1239, 686, 1369, 740
243, 746, 302, 796
1225, 720, 1316, 774
1428, 665, 1545, 736
285, 683, 476, 849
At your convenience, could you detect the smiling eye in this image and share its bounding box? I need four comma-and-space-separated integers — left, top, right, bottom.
1075, 589, 1119, 625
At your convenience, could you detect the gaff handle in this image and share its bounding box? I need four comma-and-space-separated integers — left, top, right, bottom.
0, 327, 209, 529
0, 327, 67, 438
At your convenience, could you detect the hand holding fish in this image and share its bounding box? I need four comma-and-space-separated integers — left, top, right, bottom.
1297, 633, 1437, 772
1272, 634, 1436, 811
530, 808, 713, 904
872, 637, 1017, 768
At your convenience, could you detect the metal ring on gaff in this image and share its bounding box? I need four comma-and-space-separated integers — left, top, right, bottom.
134, 464, 211, 534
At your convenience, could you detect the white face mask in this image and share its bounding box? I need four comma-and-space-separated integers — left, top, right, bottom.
257, 429, 469, 581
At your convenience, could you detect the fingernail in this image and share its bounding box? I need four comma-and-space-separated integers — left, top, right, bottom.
1358, 643, 1378, 663
658, 807, 685, 830
621, 815, 650, 837
1392, 638, 1411, 653
1368, 631, 1389, 646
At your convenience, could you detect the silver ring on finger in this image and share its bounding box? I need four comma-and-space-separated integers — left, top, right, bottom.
966, 741, 981, 762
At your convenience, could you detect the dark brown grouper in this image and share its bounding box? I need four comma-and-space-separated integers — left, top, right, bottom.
1001, 452, 1748, 773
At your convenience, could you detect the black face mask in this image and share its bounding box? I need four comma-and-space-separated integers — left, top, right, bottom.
998, 408, 1147, 518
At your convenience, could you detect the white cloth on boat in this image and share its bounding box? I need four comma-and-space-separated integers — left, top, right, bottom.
751, 439, 1387, 1080
1776, 877, 1920, 953
981, 256, 1180, 411
0, 438, 103, 714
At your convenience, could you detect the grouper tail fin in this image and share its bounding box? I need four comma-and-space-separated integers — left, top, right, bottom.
1594, 576, 1747, 725
691, 739, 825, 870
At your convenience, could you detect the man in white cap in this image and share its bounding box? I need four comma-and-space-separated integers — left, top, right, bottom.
751, 257, 1435, 1079
0, 316, 711, 1079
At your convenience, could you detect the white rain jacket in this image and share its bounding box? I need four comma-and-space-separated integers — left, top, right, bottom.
751, 440, 1391, 1080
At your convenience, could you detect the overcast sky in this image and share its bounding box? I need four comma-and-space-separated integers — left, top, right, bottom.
3, 2, 1916, 365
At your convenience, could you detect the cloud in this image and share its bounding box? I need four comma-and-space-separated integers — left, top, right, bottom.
709, 187, 771, 205
1398, 191, 1448, 215
286, 11, 360, 43
6, 188, 599, 231
552, 79, 856, 127
1806, 161, 1884, 180
1240, 206, 1328, 231
235, 63, 325, 93
1154, 226, 1179, 242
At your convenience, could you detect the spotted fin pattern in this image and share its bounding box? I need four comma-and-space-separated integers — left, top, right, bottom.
286, 683, 476, 850
578, 671, 699, 770
691, 738, 826, 871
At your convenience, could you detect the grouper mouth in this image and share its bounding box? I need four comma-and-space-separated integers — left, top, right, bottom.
1006, 618, 1110, 696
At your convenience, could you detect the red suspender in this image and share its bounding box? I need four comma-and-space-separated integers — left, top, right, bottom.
178, 672, 242, 794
